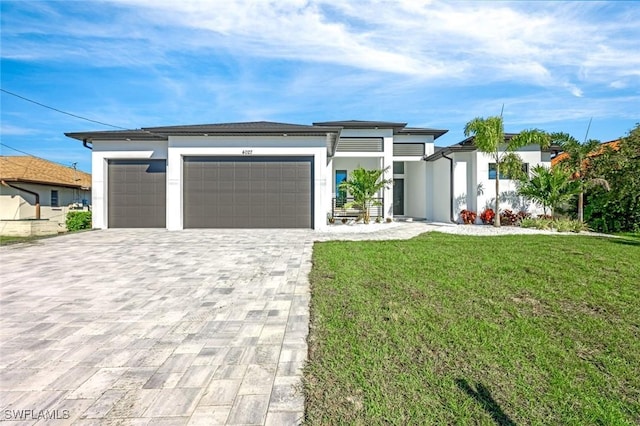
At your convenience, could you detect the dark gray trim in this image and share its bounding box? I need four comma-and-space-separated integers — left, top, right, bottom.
336, 137, 383, 152
396, 127, 448, 139
424, 145, 476, 161
313, 120, 407, 129
66, 121, 341, 141
393, 143, 425, 156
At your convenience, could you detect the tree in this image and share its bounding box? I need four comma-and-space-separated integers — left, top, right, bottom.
517, 165, 579, 217
552, 133, 609, 222
464, 116, 550, 226
338, 167, 392, 224
584, 124, 640, 232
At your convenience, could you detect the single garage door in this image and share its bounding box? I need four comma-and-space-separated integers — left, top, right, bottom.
183, 156, 313, 228
108, 159, 166, 228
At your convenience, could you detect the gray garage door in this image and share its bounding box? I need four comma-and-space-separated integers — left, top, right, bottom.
108, 159, 166, 228
183, 156, 313, 228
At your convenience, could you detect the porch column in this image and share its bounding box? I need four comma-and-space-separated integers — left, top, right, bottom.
383, 136, 394, 218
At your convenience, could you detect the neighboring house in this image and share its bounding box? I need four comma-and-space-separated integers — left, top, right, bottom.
65, 120, 553, 230
551, 140, 620, 168
425, 134, 558, 223
0, 156, 91, 229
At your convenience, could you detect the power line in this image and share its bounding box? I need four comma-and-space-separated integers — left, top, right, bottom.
0, 142, 42, 158
0, 88, 128, 130
0, 142, 85, 172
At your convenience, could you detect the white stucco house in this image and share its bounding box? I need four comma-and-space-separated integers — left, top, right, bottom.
65, 120, 555, 230
425, 134, 556, 223
0, 156, 91, 233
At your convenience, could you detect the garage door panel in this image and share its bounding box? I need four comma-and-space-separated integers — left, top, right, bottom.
108, 159, 166, 228
184, 156, 312, 228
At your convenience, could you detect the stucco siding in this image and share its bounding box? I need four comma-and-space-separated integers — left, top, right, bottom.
405, 161, 426, 218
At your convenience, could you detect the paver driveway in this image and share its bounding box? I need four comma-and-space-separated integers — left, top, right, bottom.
0, 229, 315, 425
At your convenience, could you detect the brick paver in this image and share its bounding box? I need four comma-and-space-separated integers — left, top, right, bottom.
0, 223, 434, 425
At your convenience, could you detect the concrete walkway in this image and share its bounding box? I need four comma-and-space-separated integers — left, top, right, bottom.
0, 224, 434, 425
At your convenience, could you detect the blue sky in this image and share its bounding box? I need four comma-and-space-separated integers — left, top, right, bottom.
1, 0, 639, 173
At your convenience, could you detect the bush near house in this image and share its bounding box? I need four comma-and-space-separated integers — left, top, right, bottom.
66, 211, 92, 231
459, 209, 477, 224
479, 208, 495, 224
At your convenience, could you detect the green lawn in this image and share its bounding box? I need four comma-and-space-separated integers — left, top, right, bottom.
305, 232, 640, 425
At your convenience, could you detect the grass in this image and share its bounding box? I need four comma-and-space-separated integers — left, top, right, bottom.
0, 235, 41, 245
305, 232, 640, 425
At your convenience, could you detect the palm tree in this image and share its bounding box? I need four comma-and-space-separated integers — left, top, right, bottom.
552, 133, 610, 222
338, 167, 392, 224
464, 116, 550, 226
517, 165, 579, 217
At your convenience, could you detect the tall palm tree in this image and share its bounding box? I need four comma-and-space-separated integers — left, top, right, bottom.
338, 167, 392, 224
517, 165, 579, 217
552, 133, 610, 222
464, 116, 550, 227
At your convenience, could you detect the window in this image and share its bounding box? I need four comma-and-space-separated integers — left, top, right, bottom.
488, 163, 529, 180
51, 190, 59, 207
393, 161, 405, 174
335, 170, 347, 206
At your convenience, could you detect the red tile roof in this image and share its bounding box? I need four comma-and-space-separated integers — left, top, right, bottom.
551, 140, 620, 167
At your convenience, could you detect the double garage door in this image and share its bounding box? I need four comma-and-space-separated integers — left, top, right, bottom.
107, 156, 313, 228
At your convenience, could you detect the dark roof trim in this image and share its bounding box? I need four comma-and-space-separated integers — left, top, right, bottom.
313, 120, 407, 129
66, 121, 342, 141
65, 130, 167, 142
424, 145, 476, 161
396, 127, 448, 139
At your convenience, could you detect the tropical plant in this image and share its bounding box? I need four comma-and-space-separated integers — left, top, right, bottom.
459, 209, 477, 224
464, 116, 550, 226
480, 208, 495, 225
584, 124, 640, 232
499, 209, 519, 226
517, 165, 580, 217
338, 167, 392, 224
552, 132, 610, 222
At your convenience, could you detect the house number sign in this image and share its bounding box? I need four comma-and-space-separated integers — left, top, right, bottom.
242, 149, 253, 155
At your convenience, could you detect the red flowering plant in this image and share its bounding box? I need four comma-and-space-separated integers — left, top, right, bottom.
459, 209, 477, 224
480, 208, 495, 225
500, 209, 519, 226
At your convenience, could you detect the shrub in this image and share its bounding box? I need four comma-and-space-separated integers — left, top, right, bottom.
480, 208, 495, 225
66, 211, 92, 232
459, 209, 477, 224
570, 220, 590, 233
519, 218, 537, 228
553, 219, 572, 233
516, 211, 531, 222
500, 209, 519, 226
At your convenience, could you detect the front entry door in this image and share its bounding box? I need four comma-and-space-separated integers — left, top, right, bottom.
393, 179, 404, 215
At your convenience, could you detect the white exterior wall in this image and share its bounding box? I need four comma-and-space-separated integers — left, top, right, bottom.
453, 160, 468, 222
91, 140, 169, 229
404, 161, 427, 218
475, 145, 546, 215
0, 183, 90, 229
428, 157, 452, 223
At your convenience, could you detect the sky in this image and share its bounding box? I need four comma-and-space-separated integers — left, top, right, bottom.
1, 0, 639, 173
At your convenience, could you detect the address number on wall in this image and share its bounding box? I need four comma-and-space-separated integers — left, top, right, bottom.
242, 149, 253, 155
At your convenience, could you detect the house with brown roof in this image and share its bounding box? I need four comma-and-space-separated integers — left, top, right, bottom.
0, 156, 91, 231
551, 140, 620, 167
